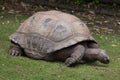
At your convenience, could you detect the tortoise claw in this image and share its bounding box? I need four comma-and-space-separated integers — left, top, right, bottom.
65, 58, 76, 67
9, 46, 23, 56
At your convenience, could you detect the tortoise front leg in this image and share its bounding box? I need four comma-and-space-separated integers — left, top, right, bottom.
65, 44, 85, 67
9, 45, 24, 56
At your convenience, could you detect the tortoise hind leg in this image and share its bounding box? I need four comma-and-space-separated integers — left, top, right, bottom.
65, 44, 85, 67
9, 45, 24, 56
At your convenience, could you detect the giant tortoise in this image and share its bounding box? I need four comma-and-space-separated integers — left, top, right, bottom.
9, 10, 109, 67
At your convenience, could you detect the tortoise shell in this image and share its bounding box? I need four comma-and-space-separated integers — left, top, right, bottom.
9, 10, 96, 54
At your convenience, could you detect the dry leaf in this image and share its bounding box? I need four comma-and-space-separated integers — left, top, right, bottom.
118, 22, 120, 25
2, 22, 4, 24
104, 20, 109, 23
7, 21, 10, 24
111, 44, 117, 47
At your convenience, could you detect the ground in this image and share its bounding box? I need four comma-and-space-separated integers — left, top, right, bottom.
0, 10, 120, 80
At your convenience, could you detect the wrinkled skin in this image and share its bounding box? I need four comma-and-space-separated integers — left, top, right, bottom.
9, 41, 109, 67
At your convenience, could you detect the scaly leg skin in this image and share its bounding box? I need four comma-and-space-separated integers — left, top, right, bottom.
9, 45, 24, 56
64, 44, 85, 67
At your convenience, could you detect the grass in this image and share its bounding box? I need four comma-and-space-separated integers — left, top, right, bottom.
0, 11, 120, 80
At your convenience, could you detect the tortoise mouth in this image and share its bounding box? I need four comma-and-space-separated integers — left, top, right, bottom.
100, 59, 110, 64
104, 59, 109, 64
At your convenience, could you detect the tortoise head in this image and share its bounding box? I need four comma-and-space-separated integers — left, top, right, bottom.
97, 50, 110, 64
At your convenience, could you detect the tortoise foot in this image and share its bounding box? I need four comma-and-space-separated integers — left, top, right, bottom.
77, 60, 86, 64
9, 45, 23, 56
65, 57, 76, 67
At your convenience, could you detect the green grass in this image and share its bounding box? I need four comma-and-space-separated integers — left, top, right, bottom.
0, 12, 120, 80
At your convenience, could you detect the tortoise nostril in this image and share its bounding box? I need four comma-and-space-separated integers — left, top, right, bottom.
105, 59, 110, 64
107, 59, 110, 63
